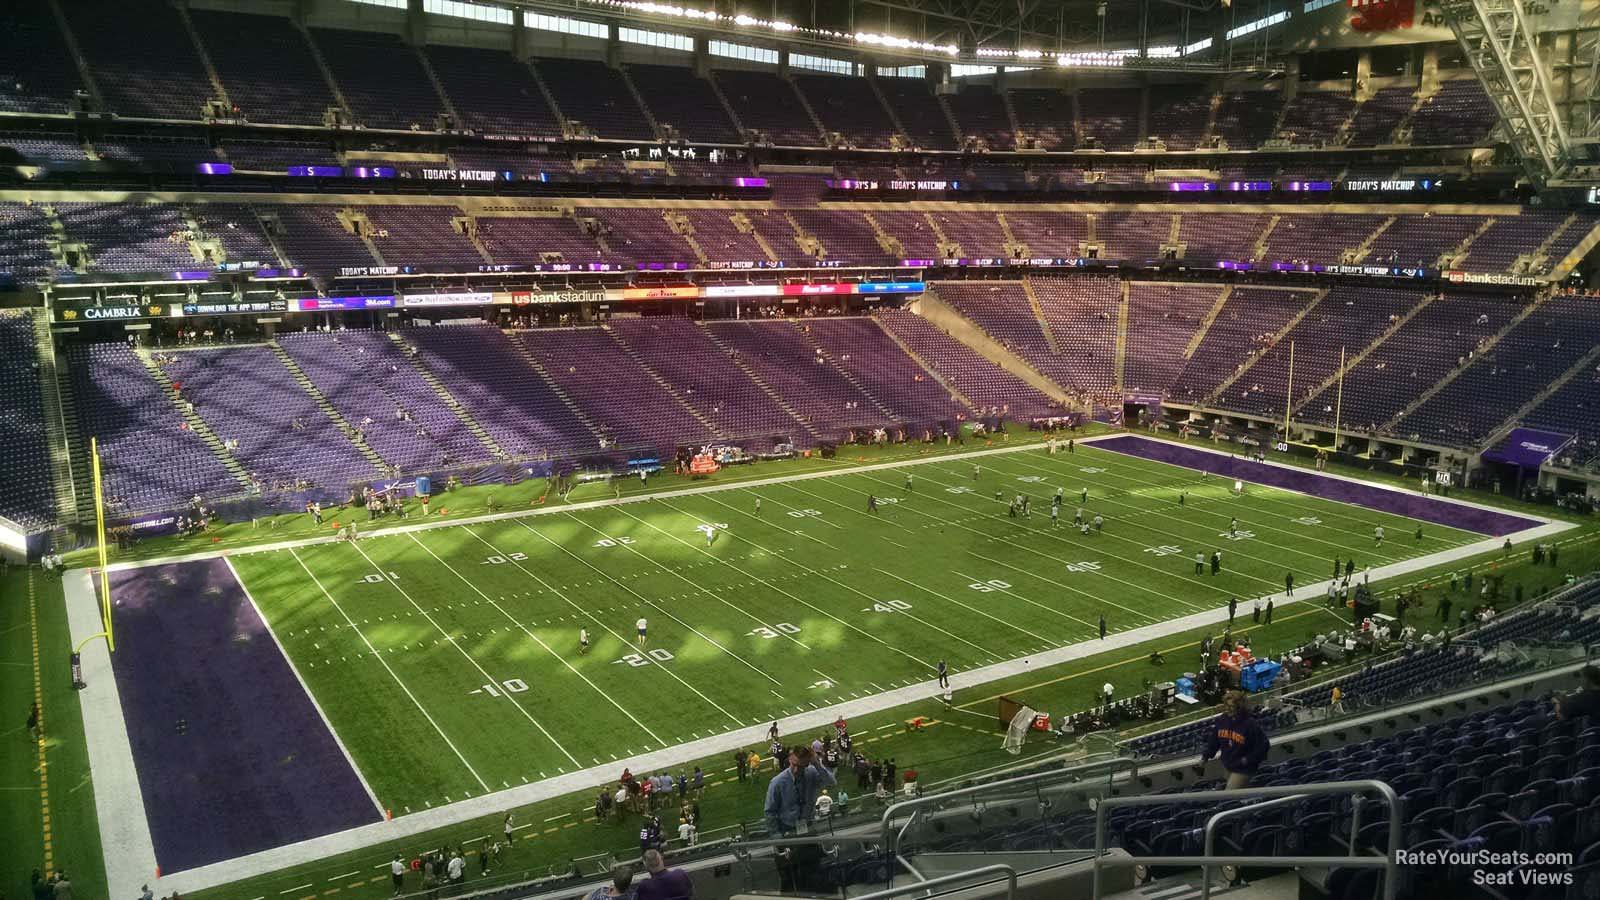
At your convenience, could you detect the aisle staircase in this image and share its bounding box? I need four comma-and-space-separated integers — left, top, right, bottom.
699, 325, 821, 440
175, 2, 232, 111
295, 20, 353, 119
1485, 343, 1600, 444
386, 332, 508, 459
870, 317, 976, 412
1201, 287, 1328, 406
1291, 292, 1436, 416
132, 347, 253, 492
32, 311, 79, 525
1113, 280, 1130, 396
268, 342, 391, 473
604, 328, 725, 438
45, 0, 103, 112
791, 322, 899, 420
1021, 279, 1061, 353
1379, 293, 1554, 432
504, 331, 605, 445
1183, 285, 1234, 361
1346, 216, 1398, 263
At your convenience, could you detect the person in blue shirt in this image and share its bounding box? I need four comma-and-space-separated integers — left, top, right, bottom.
765, 746, 837, 891
764, 746, 836, 835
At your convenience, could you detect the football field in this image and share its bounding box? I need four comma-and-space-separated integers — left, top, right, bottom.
80, 433, 1556, 889
233, 437, 1486, 810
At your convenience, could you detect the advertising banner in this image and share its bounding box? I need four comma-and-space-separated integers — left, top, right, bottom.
401, 292, 494, 307
1481, 428, 1575, 469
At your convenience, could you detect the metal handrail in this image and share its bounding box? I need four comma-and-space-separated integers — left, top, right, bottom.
1198, 793, 1307, 900
849, 864, 1018, 900
877, 755, 1138, 853
1091, 779, 1401, 900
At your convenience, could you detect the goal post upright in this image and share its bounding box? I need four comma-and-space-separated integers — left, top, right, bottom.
86, 436, 114, 653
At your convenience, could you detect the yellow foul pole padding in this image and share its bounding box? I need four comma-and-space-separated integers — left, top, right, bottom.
1333, 346, 1346, 450
1282, 340, 1295, 441
91, 437, 113, 652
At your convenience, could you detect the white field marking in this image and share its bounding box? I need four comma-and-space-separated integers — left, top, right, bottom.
852, 465, 1261, 602
608, 499, 933, 672
521, 517, 784, 686
344, 541, 581, 770
811, 667, 840, 686
964, 549, 1187, 621
327, 871, 360, 882
403, 533, 668, 746
685, 492, 1002, 659
102, 435, 1103, 575
946, 565, 1115, 632
1000, 452, 1422, 564
756, 491, 845, 530
224, 557, 385, 817
558, 511, 813, 653
991, 453, 1407, 571
788, 473, 1183, 622
836, 469, 1220, 612
528, 518, 784, 685
872, 567, 1056, 642
92, 444, 1574, 899
489, 522, 745, 725
277, 884, 312, 894
1073, 440, 1509, 544
288, 548, 491, 792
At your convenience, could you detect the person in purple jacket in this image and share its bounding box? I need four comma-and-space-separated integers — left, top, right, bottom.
634, 849, 692, 900
1201, 691, 1271, 790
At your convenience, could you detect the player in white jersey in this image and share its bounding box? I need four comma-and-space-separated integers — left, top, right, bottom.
636, 617, 648, 647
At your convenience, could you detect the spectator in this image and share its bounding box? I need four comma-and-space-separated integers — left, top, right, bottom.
635, 849, 692, 900
1201, 691, 1270, 790
585, 866, 636, 900
1556, 665, 1600, 721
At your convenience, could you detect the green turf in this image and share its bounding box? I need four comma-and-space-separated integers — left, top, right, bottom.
227, 440, 1486, 813
1, 570, 107, 900
35, 431, 1597, 900
179, 526, 1600, 900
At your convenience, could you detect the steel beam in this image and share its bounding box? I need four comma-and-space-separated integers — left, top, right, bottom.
1440, 0, 1572, 183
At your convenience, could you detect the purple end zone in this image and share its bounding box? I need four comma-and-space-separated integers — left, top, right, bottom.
105, 558, 380, 873
1093, 435, 1540, 537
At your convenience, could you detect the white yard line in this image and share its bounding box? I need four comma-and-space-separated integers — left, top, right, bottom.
402, 532, 670, 746
101, 439, 1091, 574
555, 511, 814, 651
835, 469, 1226, 610
343, 541, 582, 770
997, 451, 1444, 562
484, 522, 745, 725
684, 492, 1005, 660
874, 567, 1059, 643
224, 557, 386, 817
130, 514, 1574, 898
289, 549, 492, 792
988, 452, 1424, 565
606, 501, 934, 671
78, 433, 1575, 896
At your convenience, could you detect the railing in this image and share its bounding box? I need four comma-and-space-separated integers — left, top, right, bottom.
1090, 780, 1401, 900
727, 755, 1136, 892
853, 864, 1017, 900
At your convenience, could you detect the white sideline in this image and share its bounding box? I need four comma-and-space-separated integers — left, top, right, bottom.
225, 557, 387, 817
70, 434, 1575, 896
63, 569, 159, 893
